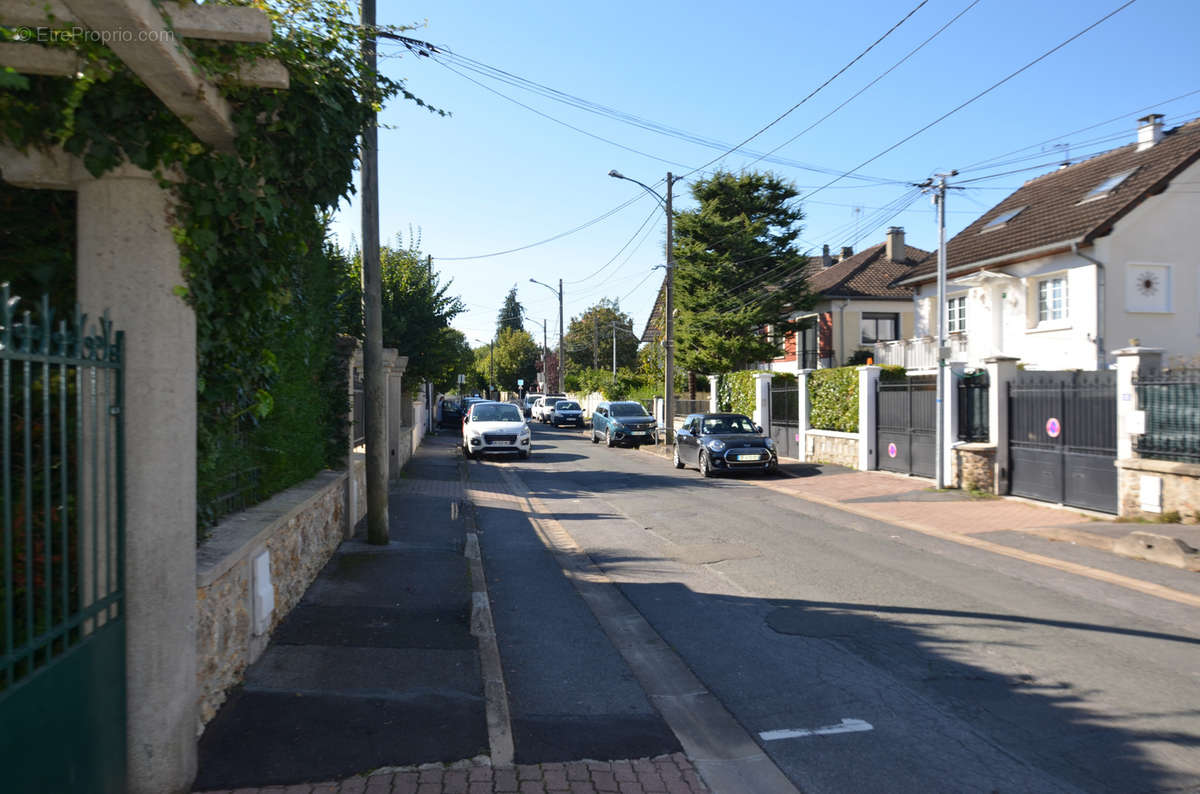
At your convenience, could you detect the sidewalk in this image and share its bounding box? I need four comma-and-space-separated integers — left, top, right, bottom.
194, 434, 712, 794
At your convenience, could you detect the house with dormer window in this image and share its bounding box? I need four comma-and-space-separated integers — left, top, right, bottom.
887, 114, 1200, 370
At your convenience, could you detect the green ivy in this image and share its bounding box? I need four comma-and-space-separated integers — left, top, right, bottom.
809, 367, 859, 432
718, 371, 757, 416
1, 1, 443, 538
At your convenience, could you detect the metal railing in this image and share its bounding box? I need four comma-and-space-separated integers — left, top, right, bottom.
956, 371, 990, 442
874, 334, 968, 370
1, 286, 124, 693
1134, 368, 1200, 463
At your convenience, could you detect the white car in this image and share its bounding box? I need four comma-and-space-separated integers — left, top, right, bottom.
462, 401, 532, 459
533, 395, 566, 423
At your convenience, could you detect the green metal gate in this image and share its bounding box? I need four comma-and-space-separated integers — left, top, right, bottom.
1, 287, 126, 794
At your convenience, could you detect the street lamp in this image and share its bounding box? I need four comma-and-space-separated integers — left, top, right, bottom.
608, 169, 683, 442
474, 338, 494, 397
529, 278, 564, 394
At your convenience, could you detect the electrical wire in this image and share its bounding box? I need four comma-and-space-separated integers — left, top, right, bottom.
793, 0, 1141, 205
564, 206, 660, 285
682, 0, 930, 179
740, 0, 982, 173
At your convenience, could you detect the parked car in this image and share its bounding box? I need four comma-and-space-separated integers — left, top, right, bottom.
550, 399, 584, 427
462, 401, 531, 459
459, 396, 487, 427
673, 412, 777, 477
437, 399, 463, 428
591, 401, 657, 447
534, 394, 566, 423
522, 393, 543, 418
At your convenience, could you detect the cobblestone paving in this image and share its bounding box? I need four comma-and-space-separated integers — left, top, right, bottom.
196, 753, 710, 794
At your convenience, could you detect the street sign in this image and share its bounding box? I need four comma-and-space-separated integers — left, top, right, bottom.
517, 378, 524, 386
457, 373, 465, 384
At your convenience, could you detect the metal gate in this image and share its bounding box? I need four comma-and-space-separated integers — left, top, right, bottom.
769, 379, 799, 460
1008, 370, 1116, 513
1, 289, 127, 793
877, 376, 936, 477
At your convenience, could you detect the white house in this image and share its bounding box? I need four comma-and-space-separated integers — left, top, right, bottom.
888, 114, 1200, 371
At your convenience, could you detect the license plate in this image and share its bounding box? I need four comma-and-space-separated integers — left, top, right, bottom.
736, 453, 760, 461
493, 440, 510, 445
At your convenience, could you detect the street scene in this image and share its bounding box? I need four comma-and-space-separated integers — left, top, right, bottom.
3, 1, 1200, 793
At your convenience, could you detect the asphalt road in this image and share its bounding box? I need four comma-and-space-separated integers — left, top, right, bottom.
467, 422, 1200, 793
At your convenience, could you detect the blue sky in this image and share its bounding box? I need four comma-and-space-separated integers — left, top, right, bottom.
328, 0, 1200, 349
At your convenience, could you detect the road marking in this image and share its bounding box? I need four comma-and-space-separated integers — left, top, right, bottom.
760, 718, 874, 742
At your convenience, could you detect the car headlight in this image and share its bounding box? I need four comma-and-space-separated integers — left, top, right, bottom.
519, 427, 531, 437
763, 437, 775, 449
612, 422, 626, 431
706, 438, 726, 452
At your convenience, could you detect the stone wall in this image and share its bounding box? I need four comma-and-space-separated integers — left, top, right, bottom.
952, 443, 996, 493
195, 470, 349, 730
1117, 457, 1200, 523
806, 430, 858, 469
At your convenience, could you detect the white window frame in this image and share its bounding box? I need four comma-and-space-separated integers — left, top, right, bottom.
1036, 276, 1068, 325
947, 295, 967, 334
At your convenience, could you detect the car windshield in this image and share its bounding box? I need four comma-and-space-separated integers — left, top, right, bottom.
525, 396, 540, 406
610, 402, 648, 417
473, 404, 522, 422
555, 401, 579, 410
701, 415, 757, 434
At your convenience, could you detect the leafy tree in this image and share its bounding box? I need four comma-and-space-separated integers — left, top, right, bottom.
673, 170, 815, 374
563, 298, 639, 375
341, 238, 466, 392
474, 327, 539, 391
497, 286, 526, 335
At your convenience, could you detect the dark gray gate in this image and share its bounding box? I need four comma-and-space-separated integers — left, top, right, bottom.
1008, 370, 1116, 513
877, 376, 936, 477
769, 380, 799, 460
1, 289, 127, 793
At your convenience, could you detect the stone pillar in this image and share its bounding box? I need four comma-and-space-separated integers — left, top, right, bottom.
381, 349, 400, 480
75, 164, 197, 794
857, 365, 881, 471
1115, 345, 1163, 460
752, 371, 772, 428
797, 369, 813, 463
348, 346, 362, 536
984, 355, 1019, 495
943, 362, 965, 485
707, 375, 719, 412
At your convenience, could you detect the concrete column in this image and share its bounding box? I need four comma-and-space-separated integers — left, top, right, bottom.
1115, 345, 1163, 460
381, 349, 400, 480
797, 369, 813, 463
857, 365, 881, 471
943, 362, 966, 485
752, 371, 772, 428
984, 355, 1019, 494
348, 347, 362, 535
75, 163, 196, 794
707, 375, 719, 412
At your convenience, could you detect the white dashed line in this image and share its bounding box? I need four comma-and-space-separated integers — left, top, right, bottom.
760, 718, 874, 741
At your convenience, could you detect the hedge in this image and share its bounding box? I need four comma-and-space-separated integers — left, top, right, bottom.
718, 371, 757, 416
808, 364, 909, 432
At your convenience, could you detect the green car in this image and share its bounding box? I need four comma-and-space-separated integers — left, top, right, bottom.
590, 400, 657, 448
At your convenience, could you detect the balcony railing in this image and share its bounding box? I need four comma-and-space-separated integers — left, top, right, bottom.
873, 334, 968, 370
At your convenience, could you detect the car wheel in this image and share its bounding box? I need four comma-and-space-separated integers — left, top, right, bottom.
673, 445, 685, 469
698, 450, 712, 478
591, 429, 599, 444
605, 428, 615, 448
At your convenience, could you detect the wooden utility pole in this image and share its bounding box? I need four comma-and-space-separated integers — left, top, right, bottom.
361, 0, 388, 544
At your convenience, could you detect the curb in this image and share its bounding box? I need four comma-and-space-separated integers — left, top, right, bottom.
459, 454, 516, 767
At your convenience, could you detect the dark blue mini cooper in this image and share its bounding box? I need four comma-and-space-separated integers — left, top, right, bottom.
673, 413, 777, 477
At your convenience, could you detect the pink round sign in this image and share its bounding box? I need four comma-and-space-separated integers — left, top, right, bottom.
887, 442, 898, 458
1045, 417, 1061, 438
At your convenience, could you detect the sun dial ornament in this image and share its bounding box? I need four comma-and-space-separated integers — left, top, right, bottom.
1126, 264, 1170, 313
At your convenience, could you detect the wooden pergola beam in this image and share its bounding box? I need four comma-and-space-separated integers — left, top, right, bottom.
0, 0, 272, 42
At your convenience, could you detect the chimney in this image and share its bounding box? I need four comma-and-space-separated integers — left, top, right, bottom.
840, 246, 853, 262
821, 244, 833, 268
885, 226, 906, 263
1137, 113, 1164, 151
